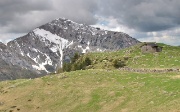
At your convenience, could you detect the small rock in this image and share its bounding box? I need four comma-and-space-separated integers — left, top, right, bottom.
150, 101, 154, 104
47, 83, 50, 85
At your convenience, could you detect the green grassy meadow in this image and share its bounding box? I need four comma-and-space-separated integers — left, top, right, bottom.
0, 69, 180, 112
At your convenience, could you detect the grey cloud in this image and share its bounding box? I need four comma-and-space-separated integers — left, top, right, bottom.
0, 0, 98, 33
0, 0, 53, 26
2, 0, 180, 33
52, 0, 98, 25
98, 0, 180, 32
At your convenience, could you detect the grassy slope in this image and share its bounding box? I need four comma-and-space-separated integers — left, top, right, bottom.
0, 43, 180, 112
85, 43, 180, 69
0, 69, 180, 112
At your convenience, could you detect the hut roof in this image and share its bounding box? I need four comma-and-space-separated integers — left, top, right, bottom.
140, 42, 159, 47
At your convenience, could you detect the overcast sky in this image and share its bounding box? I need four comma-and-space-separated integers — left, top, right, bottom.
0, 0, 180, 45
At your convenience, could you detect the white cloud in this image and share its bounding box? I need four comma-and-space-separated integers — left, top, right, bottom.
139, 28, 180, 46
139, 36, 180, 46
92, 16, 136, 34
92, 16, 180, 46
0, 33, 25, 44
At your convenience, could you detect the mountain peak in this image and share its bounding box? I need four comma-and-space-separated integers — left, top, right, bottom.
0, 17, 140, 81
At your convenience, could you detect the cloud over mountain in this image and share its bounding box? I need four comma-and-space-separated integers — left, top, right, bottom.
0, 0, 180, 45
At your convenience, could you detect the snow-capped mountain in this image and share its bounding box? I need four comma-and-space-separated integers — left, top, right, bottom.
0, 18, 140, 81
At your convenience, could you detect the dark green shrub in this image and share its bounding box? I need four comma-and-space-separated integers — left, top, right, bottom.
59, 55, 92, 73
84, 57, 92, 66
123, 56, 130, 61
71, 53, 80, 63
113, 59, 126, 68
63, 63, 72, 72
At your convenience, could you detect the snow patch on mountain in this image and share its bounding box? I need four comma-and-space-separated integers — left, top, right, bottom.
33, 28, 71, 67
50, 45, 58, 52
33, 28, 69, 46
31, 54, 53, 73
15, 40, 24, 56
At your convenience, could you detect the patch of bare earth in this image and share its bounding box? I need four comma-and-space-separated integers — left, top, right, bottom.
171, 75, 180, 79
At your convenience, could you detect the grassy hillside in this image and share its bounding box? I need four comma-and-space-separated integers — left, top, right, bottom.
0, 69, 180, 112
83, 43, 180, 69
0, 43, 179, 112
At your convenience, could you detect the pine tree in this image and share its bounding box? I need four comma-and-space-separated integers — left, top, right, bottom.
84, 57, 91, 66
71, 53, 79, 63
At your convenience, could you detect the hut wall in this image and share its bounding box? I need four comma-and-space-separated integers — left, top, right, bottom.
157, 47, 162, 52
141, 45, 156, 53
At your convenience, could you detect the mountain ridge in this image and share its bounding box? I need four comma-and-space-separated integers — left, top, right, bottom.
0, 17, 140, 81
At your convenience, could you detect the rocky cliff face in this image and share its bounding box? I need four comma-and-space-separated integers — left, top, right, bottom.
0, 18, 140, 81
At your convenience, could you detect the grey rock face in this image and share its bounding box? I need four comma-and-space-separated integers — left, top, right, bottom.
0, 18, 140, 81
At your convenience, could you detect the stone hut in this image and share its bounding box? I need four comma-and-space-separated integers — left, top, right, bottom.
141, 43, 162, 53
